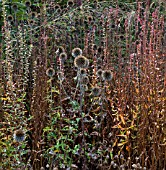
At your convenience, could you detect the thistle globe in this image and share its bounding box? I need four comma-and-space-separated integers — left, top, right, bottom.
59, 52, 67, 62
46, 68, 55, 77
91, 87, 101, 96
72, 48, 82, 57
102, 70, 113, 81
81, 76, 89, 85
74, 55, 89, 69
13, 129, 25, 142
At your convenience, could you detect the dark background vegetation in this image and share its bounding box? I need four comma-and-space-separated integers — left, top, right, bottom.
0, 0, 165, 170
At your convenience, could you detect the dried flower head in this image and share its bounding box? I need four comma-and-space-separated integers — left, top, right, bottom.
46, 68, 55, 77
80, 69, 86, 75
87, 15, 93, 22
7, 15, 14, 22
25, 1, 31, 7
54, 4, 61, 10
13, 129, 25, 142
59, 52, 67, 62
102, 70, 113, 81
12, 4, 18, 12
74, 55, 89, 68
72, 48, 82, 57
96, 69, 103, 78
81, 76, 89, 85
91, 87, 101, 96
67, 0, 74, 6
57, 46, 65, 53
57, 72, 64, 82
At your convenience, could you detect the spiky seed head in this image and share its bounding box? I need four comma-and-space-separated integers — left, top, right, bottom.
59, 52, 67, 61
87, 15, 93, 22
91, 87, 101, 96
54, 4, 61, 9
12, 4, 18, 12
80, 69, 86, 75
102, 70, 113, 81
96, 69, 103, 78
13, 129, 25, 142
25, 1, 31, 7
67, 0, 74, 6
74, 55, 89, 68
81, 76, 89, 85
7, 15, 14, 22
97, 47, 103, 53
72, 48, 83, 57
46, 68, 55, 77
57, 46, 65, 53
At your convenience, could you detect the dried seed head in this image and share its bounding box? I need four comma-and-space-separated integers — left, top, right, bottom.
7, 15, 14, 22
59, 52, 67, 61
57, 46, 65, 53
74, 55, 89, 68
102, 70, 113, 81
80, 69, 86, 75
67, 0, 74, 6
25, 1, 31, 7
13, 129, 25, 142
72, 48, 83, 57
96, 69, 103, 78
46, 68, 55, 77
12, 4, 18, 12
81, 76, 89, 85
91, 87, 101, 96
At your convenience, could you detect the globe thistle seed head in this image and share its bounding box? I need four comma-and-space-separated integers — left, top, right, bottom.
80, 84, 88, 91
80, 69, 86, 75
31, 12, 36, 18
12, 4, 18, 12
59, 52, 67, 62
81, 76, 89, 85
67, 0, 74, 6
74, 55, 89, 68
46, 68, 55, 77
57, 72, 64, 82
102, 70, 113, 81
96, 69, 103, 78
97, 46, 103, 53
13, 129, 25, 142
7, 15, 14, 22
91, 87, 101, 96
54, 4, 61, 10
72, 48, 83, 57
57, 46, 65, 53
25, 1, 31, 7
87, 15, 93, 22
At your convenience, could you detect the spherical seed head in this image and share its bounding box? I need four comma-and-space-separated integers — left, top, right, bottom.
91, 87, 100, 96
25, 1, 31, 7
67, 0, 74, 6
46, 68, 55, 77
80, 69, 86, 75
102, 70, 113, 81
12, 4, 18, 12
96, 69, 103, 78
59, 52, 67, 61
58, 46, 65, 53
81, 76, 89, 85
55, 4, 61, 10
87, 15, 93, 22
40, 167, 45, 170
13, 129, 25, 142
7, 15, 14, 21
72, 48, 82, 57
74, 55, 89, 68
